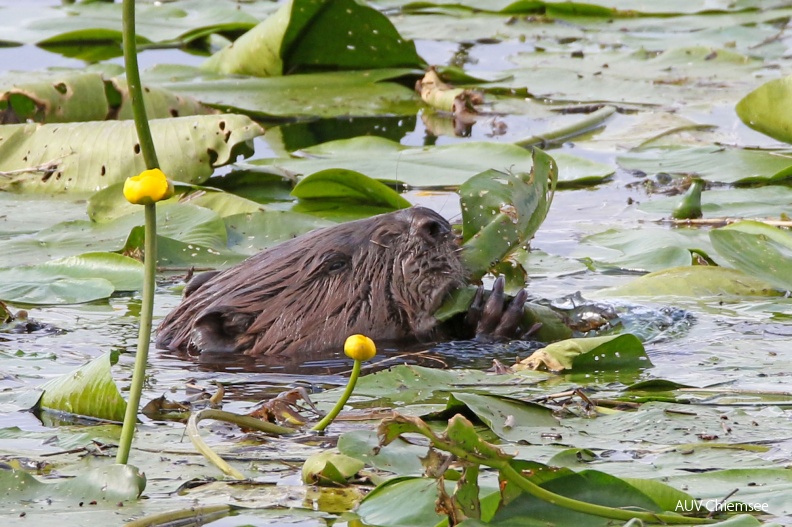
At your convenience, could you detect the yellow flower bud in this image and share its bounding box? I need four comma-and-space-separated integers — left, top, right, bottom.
123, 168, 174, 205
344, 334, 376, 362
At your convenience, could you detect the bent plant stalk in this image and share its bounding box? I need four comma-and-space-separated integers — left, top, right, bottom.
116, 0, 161, 466
381, 414, 715, 526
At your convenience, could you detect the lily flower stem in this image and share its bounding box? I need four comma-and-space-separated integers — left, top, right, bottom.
312, 359, 362, 432
116, 203, 157, 465
122, 0, 159, 169
116, 0, 161, 465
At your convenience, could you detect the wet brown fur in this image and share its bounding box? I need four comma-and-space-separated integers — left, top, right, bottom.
155, 207, 466, 356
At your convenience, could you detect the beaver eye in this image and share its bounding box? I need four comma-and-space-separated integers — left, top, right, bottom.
324, 254, 350, 274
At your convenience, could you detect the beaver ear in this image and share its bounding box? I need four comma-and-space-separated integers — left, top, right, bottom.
191, 309, 254, 353
413, 215, 452, 243
370, 223, 405, 245
183, 270, 221, 297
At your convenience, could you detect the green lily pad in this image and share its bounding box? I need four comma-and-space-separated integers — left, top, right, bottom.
0, 464, 145, 503
244, 136, 533, 188
639, 186, 792, 219
553, 152, 614, 188
338, 429, 426, 476
516, 334, 650, 372
38, 351, 127, 422
0, 252, 142, 305
223, 210, 334, 255
439, 392, 558, 442
292, 168, 412, 210
122, 226, 244, 269
617, 146, 792, 186
0, 70, 212, 124
151, 66, 421, 119
459, 149, 557, 277
0, 114, 263, 193
0, 202, 228, 268
358, 477, 447, 527
578, 227, 709, 272
737, 75, 792, 144
598, 265, 783, 298
0, 1, 263, 47
710, 221, 792, 292
302, 450, 365, 486
202, 0, 423, 77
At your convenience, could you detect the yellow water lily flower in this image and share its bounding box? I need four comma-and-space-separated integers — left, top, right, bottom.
123, 168, 174, 205
344, 334, 376, 361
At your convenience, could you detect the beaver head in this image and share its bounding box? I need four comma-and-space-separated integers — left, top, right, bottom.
156, 207, 466, 356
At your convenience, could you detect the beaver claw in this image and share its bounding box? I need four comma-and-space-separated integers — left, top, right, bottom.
465, 276, 529, 343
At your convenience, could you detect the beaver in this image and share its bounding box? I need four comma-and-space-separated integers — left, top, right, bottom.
155, 207, 527, 356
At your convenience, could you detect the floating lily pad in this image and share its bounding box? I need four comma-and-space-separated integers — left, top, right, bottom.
0, 252, 142, 305
710, 221, 792, 292
618, 146, 792, 186
242, 136, 601, 189
0, 0, 264, 47
598, 265, 783, 298
0, 114, 263, 193
439, 392, 558, 442
0, 202, 228, 267
577, 227, 712, 272
0, 70, 213, 124
151, 67, 421, 119
0, 464, 145, 503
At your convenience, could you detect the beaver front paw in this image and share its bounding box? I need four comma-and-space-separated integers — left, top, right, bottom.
465, 276, 530, 343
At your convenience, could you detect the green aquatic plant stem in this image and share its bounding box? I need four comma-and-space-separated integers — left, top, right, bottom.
186, 409, 294, 480
514, 105, 616, 148
121, 0, 158, 170
497, 462, 713, 525
116, 204, 156, 465
125, 505, 232, 527
116, 0, 160, 465
388, 415, 714, 525
312, 359, 362, 432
